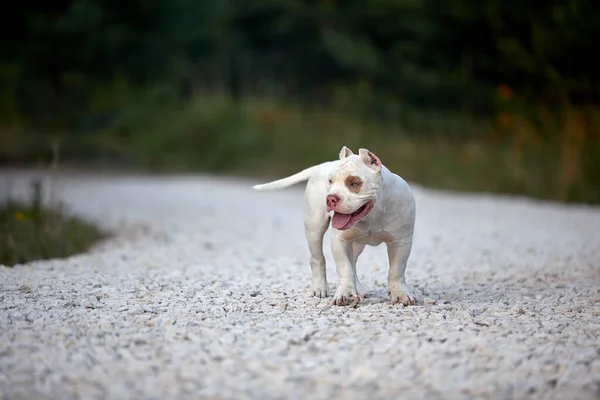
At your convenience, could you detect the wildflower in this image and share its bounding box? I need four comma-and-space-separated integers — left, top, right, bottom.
14, 211, 27, 221
497, 112, 514, 127
497, 84, 514, 100
256, 109, 278, 129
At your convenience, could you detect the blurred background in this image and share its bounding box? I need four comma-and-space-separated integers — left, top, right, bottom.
1, 0, 599, 203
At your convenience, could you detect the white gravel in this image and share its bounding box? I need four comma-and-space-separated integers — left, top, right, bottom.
1, 169, 599, 400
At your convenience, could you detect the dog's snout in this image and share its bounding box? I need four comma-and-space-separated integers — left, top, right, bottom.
326, 195, 340, 209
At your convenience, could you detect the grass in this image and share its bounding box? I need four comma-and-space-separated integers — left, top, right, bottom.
103, 93, 600, 204
0, 179, 109, 267
2, 91, 599, 205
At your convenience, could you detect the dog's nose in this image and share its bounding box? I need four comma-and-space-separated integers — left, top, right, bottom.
326, 195, 339, 209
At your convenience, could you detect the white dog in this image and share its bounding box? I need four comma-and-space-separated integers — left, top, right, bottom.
253, 146, 416, 306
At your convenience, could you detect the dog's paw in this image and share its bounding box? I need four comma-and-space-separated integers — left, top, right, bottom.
312, 279, 329, 298
313, 287, 328, 298
388, 283, 416, 306
332, 287, 360, 307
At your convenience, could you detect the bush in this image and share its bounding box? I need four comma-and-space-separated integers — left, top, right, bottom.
0, 180, 108, 267
3, 92, 600, 205
105, 93, 600, 204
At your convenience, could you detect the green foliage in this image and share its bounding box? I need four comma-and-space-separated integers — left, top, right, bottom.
68, 94, 598, 204
3, 0, 598, 129
113, 96, 265, 171
0, 181, 108, 267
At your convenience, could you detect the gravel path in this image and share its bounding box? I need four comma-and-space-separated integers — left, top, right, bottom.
1, 169, 599, 400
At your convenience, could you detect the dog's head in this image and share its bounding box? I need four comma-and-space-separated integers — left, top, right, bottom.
326, 146, 383, 230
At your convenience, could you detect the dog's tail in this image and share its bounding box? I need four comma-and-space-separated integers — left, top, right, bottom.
252, 165, 318, 191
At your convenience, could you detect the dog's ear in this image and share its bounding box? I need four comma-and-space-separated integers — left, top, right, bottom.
358, 148, 382, 172
339, 146, 354, 160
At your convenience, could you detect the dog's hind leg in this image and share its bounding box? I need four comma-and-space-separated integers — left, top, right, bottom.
303, 181, 331, 298
387, 238, 416, 306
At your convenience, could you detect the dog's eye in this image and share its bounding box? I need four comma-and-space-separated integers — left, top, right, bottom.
328, 178, 333, 184
351, 181, 361, 186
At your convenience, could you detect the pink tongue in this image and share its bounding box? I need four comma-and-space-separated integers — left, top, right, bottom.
332, 213, 352, 229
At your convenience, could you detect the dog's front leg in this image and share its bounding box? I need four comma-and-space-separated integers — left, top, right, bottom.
386, 239, 416, 306
331, 237, 359, 306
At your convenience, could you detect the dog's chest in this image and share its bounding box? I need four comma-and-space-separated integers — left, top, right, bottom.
339, 227, 395, 246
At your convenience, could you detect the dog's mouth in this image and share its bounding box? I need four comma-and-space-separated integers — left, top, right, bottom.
331, 201, 373, 230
